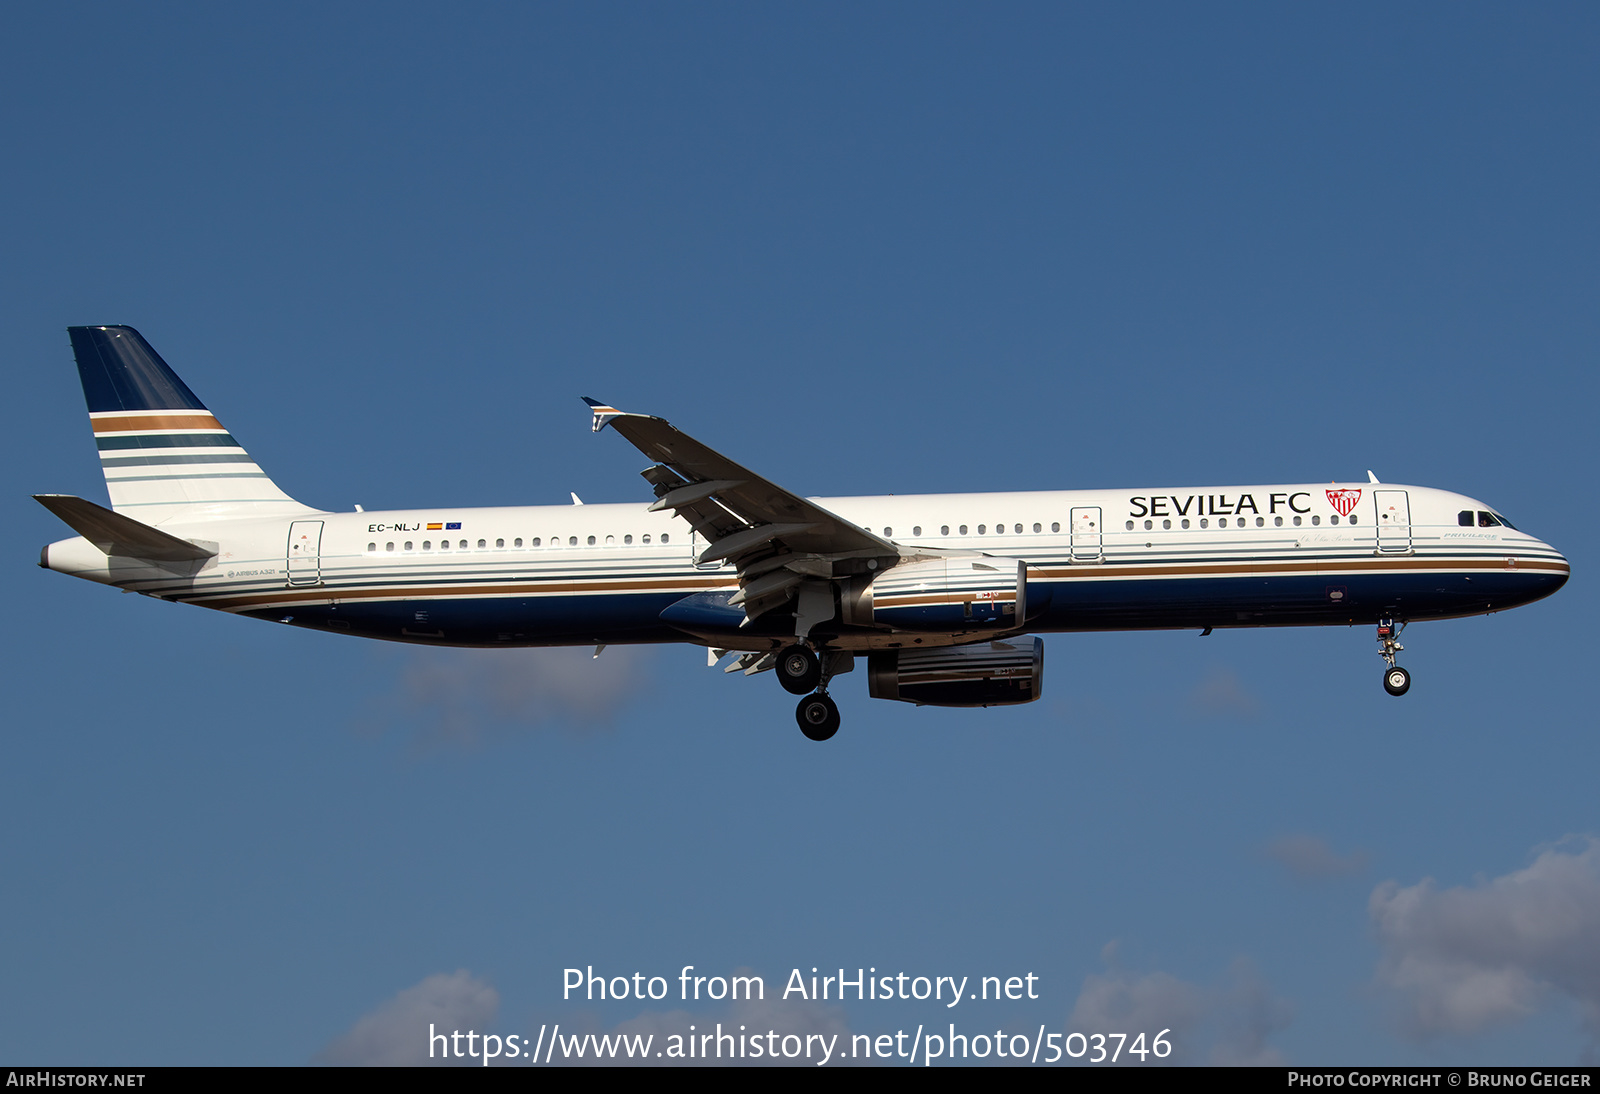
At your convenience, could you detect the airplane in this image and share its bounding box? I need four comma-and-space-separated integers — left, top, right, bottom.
36, 326, 1570, 740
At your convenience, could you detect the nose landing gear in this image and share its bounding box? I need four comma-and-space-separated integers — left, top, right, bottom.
1377, 619, 1410, 696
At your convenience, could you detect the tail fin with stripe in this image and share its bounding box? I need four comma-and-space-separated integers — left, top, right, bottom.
68, 325, 315, 522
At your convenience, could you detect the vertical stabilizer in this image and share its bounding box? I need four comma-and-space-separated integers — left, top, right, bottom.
68, 326, 315, 522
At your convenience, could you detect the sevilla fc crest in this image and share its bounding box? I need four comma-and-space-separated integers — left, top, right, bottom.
1326, 488, 1362, 517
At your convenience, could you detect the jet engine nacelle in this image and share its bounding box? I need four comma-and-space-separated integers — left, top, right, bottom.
854, 556, 1028, 630
867, 637, 1044, 707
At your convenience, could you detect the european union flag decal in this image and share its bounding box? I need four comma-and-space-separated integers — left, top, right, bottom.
445, 522, 462, 530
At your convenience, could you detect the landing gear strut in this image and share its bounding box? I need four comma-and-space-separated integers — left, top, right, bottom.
781, 643, 842, 740
1377, 619, 1411, 696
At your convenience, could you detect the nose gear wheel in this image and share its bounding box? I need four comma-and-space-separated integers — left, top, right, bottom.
1376, 619, 1410, 697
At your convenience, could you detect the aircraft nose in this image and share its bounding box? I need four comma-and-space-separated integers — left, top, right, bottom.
1540, 541, 1571, 592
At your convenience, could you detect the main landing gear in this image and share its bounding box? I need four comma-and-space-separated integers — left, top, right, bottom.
796, 691, 841, 741
778, 643, 840, 741
776, 644, 821, 695
1377, 619, 1411, 696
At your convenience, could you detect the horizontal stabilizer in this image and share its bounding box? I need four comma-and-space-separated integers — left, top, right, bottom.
34, 494, 216, 562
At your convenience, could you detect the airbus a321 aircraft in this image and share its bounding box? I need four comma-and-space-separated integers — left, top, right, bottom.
37, 326, 1569, 740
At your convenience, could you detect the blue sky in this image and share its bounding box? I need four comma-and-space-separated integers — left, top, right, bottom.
3, 3, 1597, 1066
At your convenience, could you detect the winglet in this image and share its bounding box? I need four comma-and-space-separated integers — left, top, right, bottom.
582, 397, 624, 434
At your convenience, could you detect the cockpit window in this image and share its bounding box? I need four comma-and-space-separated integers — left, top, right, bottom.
1477, 511, 1502, 528
1459, 511, 1474, 527
1493, 511, 1517, 530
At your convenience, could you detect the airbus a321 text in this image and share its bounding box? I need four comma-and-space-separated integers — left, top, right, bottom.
37, 327, 1569, 740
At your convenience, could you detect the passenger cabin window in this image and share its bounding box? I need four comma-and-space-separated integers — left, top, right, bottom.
1051, 522, 1060, 532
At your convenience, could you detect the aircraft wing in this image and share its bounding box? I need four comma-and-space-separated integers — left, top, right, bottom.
584, 399, 895, 566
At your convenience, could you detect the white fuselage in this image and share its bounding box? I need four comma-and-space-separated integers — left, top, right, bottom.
42, 481, 1569, 651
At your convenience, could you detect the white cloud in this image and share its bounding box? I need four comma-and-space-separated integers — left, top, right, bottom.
1066, 954, 1290, 1065
318, 970, 500, 1066
321, 967, 857, 1067
572, 992, 856, 1067
1369, 836, 1600, 1047
361, 645, 655, 747
1208, 960, 1295, 1066
1187, 667, 1261, 719
1266, 833, 1369, 879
